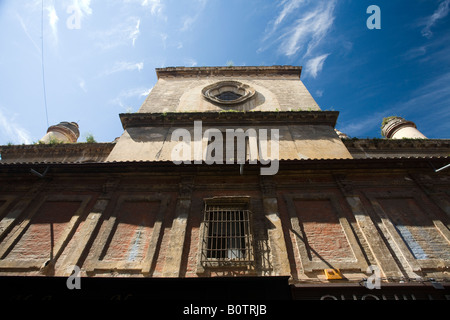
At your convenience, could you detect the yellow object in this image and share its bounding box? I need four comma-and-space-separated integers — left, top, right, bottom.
324, 269, 343, 280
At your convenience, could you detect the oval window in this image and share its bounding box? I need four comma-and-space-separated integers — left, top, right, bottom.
202, 81, 256, 105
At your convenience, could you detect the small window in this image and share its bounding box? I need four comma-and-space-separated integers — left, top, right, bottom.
200, 201, 254, 268
216, 91, 242, 101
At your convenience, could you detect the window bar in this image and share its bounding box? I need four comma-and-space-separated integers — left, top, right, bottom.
219, 208, 223, 259
211, 209, 214, 260
233, 210, 237, 259
237, 209, 241, 261
202, 204, 209, 262
202, 204, 254, 267
250, 211, 253, 261
243, 210, 249, 262
243, 210, 248, 261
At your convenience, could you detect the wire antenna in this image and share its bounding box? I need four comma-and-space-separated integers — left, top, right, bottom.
41, 0, 49, 128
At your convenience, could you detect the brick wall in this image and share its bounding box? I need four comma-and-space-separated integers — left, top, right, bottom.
0, 166, 448, 284
292, 199, 355, 262
6, 201, 81, 261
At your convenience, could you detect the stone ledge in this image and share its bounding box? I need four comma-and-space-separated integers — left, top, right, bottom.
0, 142, 115, 164
119, 111, 339, 129
343, 138, 450, 149
156, 65, 302, 79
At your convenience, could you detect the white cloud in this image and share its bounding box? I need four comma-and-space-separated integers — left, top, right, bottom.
338, 110, 386, 138
421, 0, 450, 38
180, 0, 208, 31
184, 58, 198, 67
305, 53, 329, 78
104, 61, 144, 75
160, 33, 168, 49
16, 13, 41, 54
261, 0, 305, 43
282, 1, 336, 57
181, 16, 196, 32
403, 46, 427, 60
0, 108, 32, 145
69, 0, 93, 18
46, 3, 59, 43
259, 0, 336, 62
140, 87, 153, 97
94, 17, 142, 50
131, 18, 141, 46
274, 0, 305, 28
79, 78, 87, 92
142, 0, 163, 16
110, 87, 153, 108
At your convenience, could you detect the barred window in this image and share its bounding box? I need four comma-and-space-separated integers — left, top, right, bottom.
200, 202, 254, 268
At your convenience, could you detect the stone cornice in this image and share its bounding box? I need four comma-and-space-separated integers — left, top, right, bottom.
343, 138, 450, 150
119, 111, 339, 129
155, 66, 302, 79
0, 143, 115, 164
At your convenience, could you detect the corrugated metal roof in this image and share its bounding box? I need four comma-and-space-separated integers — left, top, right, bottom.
0, 155, 448, 166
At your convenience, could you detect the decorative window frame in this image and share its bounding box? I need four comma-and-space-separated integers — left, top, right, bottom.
197, 196, 255, 273
201, 81, 256, 105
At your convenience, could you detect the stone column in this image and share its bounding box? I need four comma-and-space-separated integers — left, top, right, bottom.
162, 176, 194, 277
60, 178, 120, 276
381, 117, 427, 139
260, 176, 291, 277
334, 175, 403, 278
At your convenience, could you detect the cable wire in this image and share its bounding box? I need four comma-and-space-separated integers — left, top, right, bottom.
41, 0, 49, 128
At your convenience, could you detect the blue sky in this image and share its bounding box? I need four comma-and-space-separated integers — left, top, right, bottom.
0, 0, 449, 145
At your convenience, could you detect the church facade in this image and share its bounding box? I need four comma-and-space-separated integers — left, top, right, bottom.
0, 66, 449, 300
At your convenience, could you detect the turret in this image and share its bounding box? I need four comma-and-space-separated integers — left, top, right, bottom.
39, 121, 80, 144
381, 117, 427, 139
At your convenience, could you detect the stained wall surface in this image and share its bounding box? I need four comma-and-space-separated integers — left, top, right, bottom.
0, 164, 448, 284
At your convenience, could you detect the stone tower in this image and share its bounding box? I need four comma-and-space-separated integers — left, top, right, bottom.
107, 66, 352, 163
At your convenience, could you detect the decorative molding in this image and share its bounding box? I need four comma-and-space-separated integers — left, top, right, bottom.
0, 143, 115, 164
284, 192, 368, 273
119, 111, 339, 129
0, 194, 92, 272
156, 66, 302, 79
201, 81, 256, 105
85, 194, 169, 275
363, 190, 450, 272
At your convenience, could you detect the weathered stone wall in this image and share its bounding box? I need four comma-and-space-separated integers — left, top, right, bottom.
139, 77, 320, 113
106, 123, 353, 162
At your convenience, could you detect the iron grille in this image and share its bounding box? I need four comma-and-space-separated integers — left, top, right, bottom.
200, 204, 254, 268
